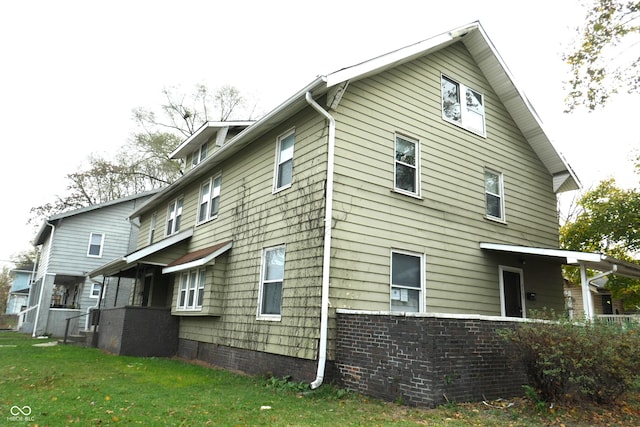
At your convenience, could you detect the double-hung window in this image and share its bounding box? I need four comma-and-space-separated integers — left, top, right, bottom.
198, 174, 222, 223
394, 134, 420, 196
441, 75, 485, 136
87, 232, 104, 257
177, 268, 206, 310
90, 283, 102, 298
485, 169, 505, 221
274, 130, 295, 192
390, 250, 424, 313
166, 197, 183, 236
258, 245, 285, 319
192, 143, 207, 168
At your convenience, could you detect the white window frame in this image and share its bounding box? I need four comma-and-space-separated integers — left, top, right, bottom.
166, 197, 184, 236
390, 249, 425, 313
176, 268, 206, 311
148, 211, 157, 245
393, 133, 421, 197
441, 74, 486, 137
197, 174, 222, 224
87, 232, 105, 258
273, 129, 295, 193
90, 283, 102, 299
257, 245, 286, 321
191, 143, 208, 168
499, 265, 525, 318
484, 169, 506, 222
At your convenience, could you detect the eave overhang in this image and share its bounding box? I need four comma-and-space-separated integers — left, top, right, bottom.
480, 243, 640, 279
169, 121, 255, 159
162, 240, 232, 274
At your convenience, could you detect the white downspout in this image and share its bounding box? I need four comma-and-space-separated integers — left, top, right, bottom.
305, 91, 336, 389
33, 222, 55, 337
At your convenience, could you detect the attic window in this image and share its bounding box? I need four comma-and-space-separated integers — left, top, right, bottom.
441, 75, 485, 136
192, 143, 208, 167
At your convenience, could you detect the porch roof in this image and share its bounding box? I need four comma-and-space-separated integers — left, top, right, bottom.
88, 227, 194, 278
162, 240, 232, 274
479, 243, 640, 279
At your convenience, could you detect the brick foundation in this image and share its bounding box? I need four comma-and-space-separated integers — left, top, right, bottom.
335, 310, 527, 407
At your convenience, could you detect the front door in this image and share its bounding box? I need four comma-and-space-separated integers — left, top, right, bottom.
500, 267, 524, 317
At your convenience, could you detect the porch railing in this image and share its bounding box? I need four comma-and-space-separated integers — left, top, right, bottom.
63, 309, 100, 345
596, 314, 640, 325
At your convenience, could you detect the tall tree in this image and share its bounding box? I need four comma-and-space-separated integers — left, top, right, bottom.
29, 84, 253, 226
564, 0, 640, 111
560, 178, 640, 307
0, 266, 9, 314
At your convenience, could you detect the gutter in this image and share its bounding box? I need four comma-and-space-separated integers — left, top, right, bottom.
305, 91, 336, 389
33, 222, 54, 337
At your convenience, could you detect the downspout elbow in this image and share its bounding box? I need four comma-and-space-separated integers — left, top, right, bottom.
305, 91, 336, 389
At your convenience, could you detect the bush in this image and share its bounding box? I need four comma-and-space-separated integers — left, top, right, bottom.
502, 318, 640, 404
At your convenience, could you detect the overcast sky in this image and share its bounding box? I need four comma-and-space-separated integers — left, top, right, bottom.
1, 0, 638, 267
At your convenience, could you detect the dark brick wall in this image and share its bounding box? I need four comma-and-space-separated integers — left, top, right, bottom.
335, 311, 526, 407
98, 306, 179, 357
177, 339, 334, 383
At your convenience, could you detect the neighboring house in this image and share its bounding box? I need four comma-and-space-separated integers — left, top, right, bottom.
91, 21, 640, 399
6, 265, 34, 314
22, 191, 157, 337
564, 278, 632, 320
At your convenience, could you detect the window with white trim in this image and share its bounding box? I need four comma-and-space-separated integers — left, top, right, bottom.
90, 283, 102, 298
192, 143, 208, 168
177, 268, 206, 310
441, 75, 485, 136
258, 245, 285, 319
149, 212, 157, 244
394, 134, 420, 196
197, 174, 222, 224
274, 130, 295, 192
485, 169, 505, 221
390, 250, 424, 313
87, 233, 104, 257
166, 197, 183, 236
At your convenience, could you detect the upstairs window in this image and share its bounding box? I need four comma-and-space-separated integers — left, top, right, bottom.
258, 245, 285, 320
394, 134, 420, 196
274, 130, 295, 192
441, 75, 485, 136
485, 169, 505, 221
166, 197, 184, 236
177, 268, 206, 310
87, 233, 104, 257
390, 250, 424, 313
197, 174, 222, 224
192, 143, 208, 168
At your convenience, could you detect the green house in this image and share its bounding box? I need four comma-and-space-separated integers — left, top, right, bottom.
91, 22, 593, 385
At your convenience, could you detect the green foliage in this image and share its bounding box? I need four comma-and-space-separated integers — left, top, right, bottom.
560, 178, 640, 307
502, 318, 640, 404
564, 0, 640, 111
0, 266, 10, 314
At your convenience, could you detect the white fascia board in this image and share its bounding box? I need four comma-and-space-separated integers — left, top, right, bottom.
126, 227, 194, 263
162, 241, 232, 274
479, 242, 604, 263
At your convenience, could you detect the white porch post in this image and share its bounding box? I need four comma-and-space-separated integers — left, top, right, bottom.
579, 263, 594, 321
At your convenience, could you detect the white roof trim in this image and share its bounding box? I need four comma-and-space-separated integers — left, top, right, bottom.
480, 243, 640, 279
126, 227, 194, 263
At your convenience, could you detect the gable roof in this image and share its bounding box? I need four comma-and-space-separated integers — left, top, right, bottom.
130, 21, 579, 219
33, 189, 161, 246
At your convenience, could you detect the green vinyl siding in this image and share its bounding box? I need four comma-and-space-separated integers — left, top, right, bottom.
328, 41, 561, 317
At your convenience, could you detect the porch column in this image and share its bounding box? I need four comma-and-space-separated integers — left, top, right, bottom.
579, 263, 594, 320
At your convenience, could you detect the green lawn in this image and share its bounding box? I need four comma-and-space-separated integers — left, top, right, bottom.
1, 331, 638, 426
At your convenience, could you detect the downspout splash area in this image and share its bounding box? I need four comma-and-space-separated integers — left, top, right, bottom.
305, 91, 336, 389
